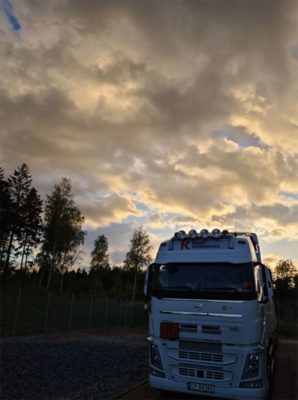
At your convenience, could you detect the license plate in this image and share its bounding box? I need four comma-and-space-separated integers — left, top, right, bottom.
188, 382, 215, 393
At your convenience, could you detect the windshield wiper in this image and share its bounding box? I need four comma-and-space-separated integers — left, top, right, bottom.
205, 287, 239, 292
161, 286, 193, 291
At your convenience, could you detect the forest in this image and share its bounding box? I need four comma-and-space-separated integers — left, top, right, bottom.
0, 163, 151, 300
1, 163, 297, 304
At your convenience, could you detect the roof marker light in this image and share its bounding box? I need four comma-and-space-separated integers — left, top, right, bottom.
200, 229, 209, 239
211, 228, 221, 239
188, 229, 198, 239
176, 230, 187, 240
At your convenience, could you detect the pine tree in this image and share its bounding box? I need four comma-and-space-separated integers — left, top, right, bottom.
39, 177, 85, 289
2, 164, 32, 279
0, 167, 12, 268
1, 164, 43, 282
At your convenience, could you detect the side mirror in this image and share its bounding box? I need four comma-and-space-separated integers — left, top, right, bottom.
265, 267, 274, 299
144, 264, 153, 299
260, 264, 269, 303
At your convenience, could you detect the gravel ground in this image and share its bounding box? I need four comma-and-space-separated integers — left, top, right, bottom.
0, 330, 148, 400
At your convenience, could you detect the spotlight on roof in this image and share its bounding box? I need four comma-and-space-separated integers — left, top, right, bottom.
211, 228, 221, 239
188, 229, 198, 239
200, 229, 209, 239
175, 230, 187, 240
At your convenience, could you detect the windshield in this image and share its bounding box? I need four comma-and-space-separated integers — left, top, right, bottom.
151, 262, 256, 300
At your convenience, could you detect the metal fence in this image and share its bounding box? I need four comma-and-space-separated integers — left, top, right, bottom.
1, 287, 147, 336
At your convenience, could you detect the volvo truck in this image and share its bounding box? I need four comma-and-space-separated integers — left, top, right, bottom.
144, 229, 277, 400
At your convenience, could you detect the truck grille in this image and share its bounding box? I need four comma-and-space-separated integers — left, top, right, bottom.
206, 371, 224, 380
179, 324, 197, 333
179, 350, 223, 363
201, 325, 221, 335
179, 367, 196, 377
178, 367, 224, 380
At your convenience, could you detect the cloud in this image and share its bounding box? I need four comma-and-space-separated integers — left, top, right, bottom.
0, 0, 297, 264
80, 193, 141, 227
85, 222, 138, 266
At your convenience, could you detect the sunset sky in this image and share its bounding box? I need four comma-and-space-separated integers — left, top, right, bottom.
1, 0, 297, 269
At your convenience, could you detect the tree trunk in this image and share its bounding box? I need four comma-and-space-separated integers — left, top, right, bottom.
0, 231, 9, 260
2, 231, 14, 282
38, 267, 45, 287
20, 243, 30, 288
60, 273, 64, 293
47, 235, 58, 290
20, 243, 26, 270
46, 256, 55, 290
23, 244, 30, 271
132, 272, 137, 301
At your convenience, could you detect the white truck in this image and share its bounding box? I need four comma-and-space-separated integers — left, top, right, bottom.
144, 229, 278, 400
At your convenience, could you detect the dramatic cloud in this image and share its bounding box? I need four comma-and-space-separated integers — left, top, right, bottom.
1, 0, 297, 266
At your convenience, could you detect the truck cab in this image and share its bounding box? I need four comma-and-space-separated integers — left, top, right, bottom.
144, 229, 277, 400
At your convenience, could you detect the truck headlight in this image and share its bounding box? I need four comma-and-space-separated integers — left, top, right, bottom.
242, 353, 260, 379
150, 343, 163, 370
149, 367, 165, 378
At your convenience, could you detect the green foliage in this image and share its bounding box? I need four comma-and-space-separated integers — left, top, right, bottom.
0, 167, 11, 259
277, 300, 298, 338
1, 164, 149, 300
1, 286, 147, 337
273, 260, 298, 337
275, 259, 297, 285
124, 227, 152, 272
42, 178, 85, 256
90, 234, 109, 271
38, 177, 85, 289
0, 164, 43, 281
273, 259, 298, 301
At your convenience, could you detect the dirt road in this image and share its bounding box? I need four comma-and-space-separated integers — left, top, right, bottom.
116, 339, 297, 400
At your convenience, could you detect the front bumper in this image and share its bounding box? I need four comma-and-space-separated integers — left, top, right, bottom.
149, 375, 268, 400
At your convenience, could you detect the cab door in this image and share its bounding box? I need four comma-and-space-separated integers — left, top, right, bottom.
265, 267, 277, 339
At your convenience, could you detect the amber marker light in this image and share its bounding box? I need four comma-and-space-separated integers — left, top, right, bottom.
160, 322, 179, 340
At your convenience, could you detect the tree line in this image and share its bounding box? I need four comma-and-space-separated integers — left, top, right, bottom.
0, 164, 151, 299
1, 163, 297, 301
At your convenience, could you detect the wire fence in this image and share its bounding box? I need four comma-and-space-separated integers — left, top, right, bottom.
1, 287, 147, 337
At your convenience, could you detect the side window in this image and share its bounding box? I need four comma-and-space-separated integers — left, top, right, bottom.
265, 267, 274, 299
261, 265, 269, 298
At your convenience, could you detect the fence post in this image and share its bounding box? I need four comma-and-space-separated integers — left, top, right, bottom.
124, 300, 128, 328
118, 299, 122, 327
131, 300, 136, 327
68, 293, 74, 331
88, 294, 93, 329
43, 291, 51, 334
104, 297, 109, 328
12, 288, 22, 336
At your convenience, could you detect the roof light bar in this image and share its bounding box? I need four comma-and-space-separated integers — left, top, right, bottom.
188, 229, 198, 239
174, 228, 226, 240
176, 230, 187, 240
211, 228, 221, 239
200, 229, 209, 239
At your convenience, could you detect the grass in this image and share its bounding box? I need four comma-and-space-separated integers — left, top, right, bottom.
0, 286, 147, 337
2, 286, 297, 339
277, 300, 298, 338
